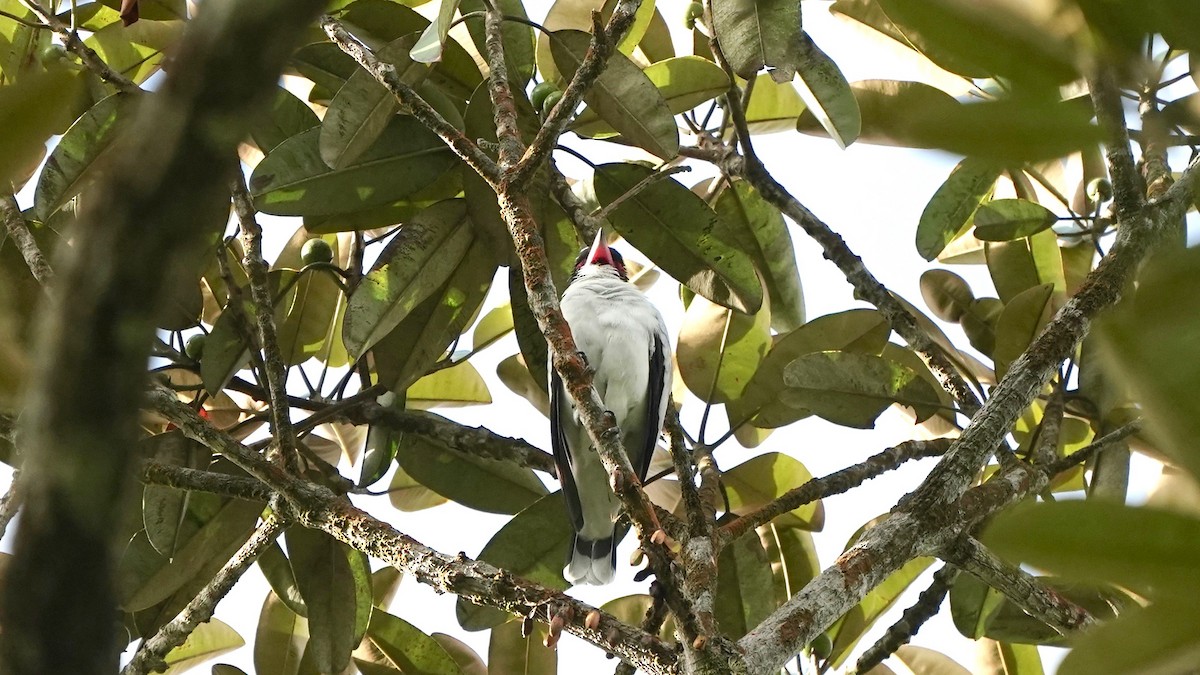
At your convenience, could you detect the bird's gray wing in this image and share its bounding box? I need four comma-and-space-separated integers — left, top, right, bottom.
550, 369, 584, 531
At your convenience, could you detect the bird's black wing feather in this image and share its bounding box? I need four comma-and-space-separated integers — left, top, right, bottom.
550, 369, 584, 531
636, 334, 667, 482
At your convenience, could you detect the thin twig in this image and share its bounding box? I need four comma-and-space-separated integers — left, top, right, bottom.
232, 175, 301, 474
854, 564, 960, 673
1, 196, 53, 288
1048, 418, 1142, 476
121, 515, 287, 675
18, 0, 138, 92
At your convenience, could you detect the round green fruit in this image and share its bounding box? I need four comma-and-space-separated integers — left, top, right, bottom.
1086, 177, 1113, 203
300, 238, 334, 265
541, 89, 564, 116
185, 334, 207, 361
530, 81, 559, 112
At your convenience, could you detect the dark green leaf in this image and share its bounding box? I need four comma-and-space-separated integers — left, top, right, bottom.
254, 593, 308, 675
248, 117, 457, 216
249, 86, 320, 154
509, 266, 549, 394
992, 283, 1053, 380
456, 494, 572, 630
550, 30, 679, 159
535, 0, 657, 83
286, 528, 358, 674
919, 269, 975, 323
34, 91, 135, 220
95, 0, 186, 20
592, 162, 763, 313
799, 79, 959, 148
792, 34, 860, 148
715, 527, 776, 639
258, 542, 308, 617
973, 199, 1057, 241
487, 619, 556, 675
573, 56, 730, 138
713, 180, 805, 331
710, 0, 803, 80
782, 351, 940, 428
291, 41, 358, 94
431, 633, 486, 675
362, 609, 465, 674
950, 571, 1125, 646
395, 422, 548, 515
343, 199, 475, 359
200, 302, 251, 397
915, 157, 1002, 261
760, 523, 820, 606
142, 431, 207, 557
729, 309, 890, 428
461, 0, 535, 86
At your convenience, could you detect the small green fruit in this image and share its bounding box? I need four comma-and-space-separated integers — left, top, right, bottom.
300, 238, 334, 265
38, 44, 69, 67
1086, 177, 1113, 203
685, 1, 703, 29
185, 334, 207, 361
530, 81, 559, 112
541, 89, 564, 116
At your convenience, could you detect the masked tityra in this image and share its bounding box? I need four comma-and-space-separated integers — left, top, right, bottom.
551, 231, 673, 585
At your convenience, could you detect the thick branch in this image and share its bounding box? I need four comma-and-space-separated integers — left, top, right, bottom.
0, 1, 327, 672
720, 439, 951, 543
321, 15, 501, 185
1, 196, 53, 287
1088, 71, 1143, 220
140, 460, 274, 503
121, 516, 287, 675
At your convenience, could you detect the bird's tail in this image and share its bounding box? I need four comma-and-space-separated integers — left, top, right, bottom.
566, 532, 617, 586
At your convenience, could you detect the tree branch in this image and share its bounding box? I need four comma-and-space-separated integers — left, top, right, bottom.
140, 460, 274, 503
121, 515, 288, 675
719, 439, 951, 543
19, 0, 138, 93
231, 174, 300, 473
0, 471, 22, 543
1, 195, 53, 287
854, 564, 960, 673
320, 15, 502, 185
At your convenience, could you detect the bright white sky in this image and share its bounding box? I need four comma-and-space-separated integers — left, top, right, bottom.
1, 2, 1184, 673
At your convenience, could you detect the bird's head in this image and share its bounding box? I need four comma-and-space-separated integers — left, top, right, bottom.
572, 230, 628, 281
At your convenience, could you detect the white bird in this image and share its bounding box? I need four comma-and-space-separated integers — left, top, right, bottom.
551, 231, 672, 585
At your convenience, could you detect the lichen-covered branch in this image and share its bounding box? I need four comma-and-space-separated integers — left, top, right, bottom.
719, 439, 951, 543
0, 471, 22, 543
19, 0, 138, 93
231, 175, 300, 473
320, 15, 501, 185
121, 515, 287, 675
1048, 418, 1142, 476
1, 196, 53, 287
140, 460, 274, 503
0, 1, 327, 672
855, 564, 960, 673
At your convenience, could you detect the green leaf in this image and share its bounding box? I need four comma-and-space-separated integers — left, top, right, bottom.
985, 230, 1064, 304
713, 179, 805, 332
1058, 597, 1200, 675
830, 1, 988, 77
395, 421, 549, 515
162, 619, 243, 674
34, 92, 135, 221
321, 35, 426, 169
472, 303, 514, 351
487, 619, 557, 675
249, 86, 320, 154
892, 646, 971, 675
1099, 246, 1200, 481
592, 162, 763, 312
125, 498, 262, 612
372, 566, 404, 608
410, 0, 461, 63
874, 0, 1080, 88
973, 199, 1057, 241
141, 432, 207, 557
916, 157, 1002, 261
360, 609, 464, 675
248, 117, 457, 216
95, 0, 186, 20
0, 66, 86, 187
461, 0, 534, 86
254, 593, 307, 675
714, 526, 776, 639
496, 353, 550, 416
286, 528, 358, 675
456, 494, 573, 630
408, 361, 493, 408
432, 634, 486, 675
387, 464, 449, 511
275, 255, 343, 366
0, 0, 48, 85
572, 56, 730, 138
291, 41, 358, 94
200, 302, 252, 397
535, 0, 658, 83
343, 200, 474, 359
798, 79, 958, 148
792, 34, 860, 148
258, 543, 308, 617
372, 235, 497, 391
600, 595, 676, 642
760, 523, 821, 606
729, 309, 890, 428
85, 19, 183, 84
919, 269, 975, 323
992, 283, 1053, 380
550, 30, 679, 159
677, 294, 771, 405
211, 665, 250, 675
722, 453, 823, 530
745, 74, 805, 133
996, 642, 1045, 675
710, 0, 803, 80
781, 351, 941, 429
985, 500, 1200, 595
